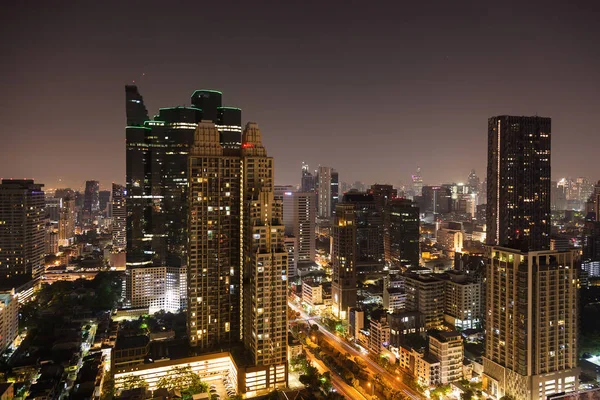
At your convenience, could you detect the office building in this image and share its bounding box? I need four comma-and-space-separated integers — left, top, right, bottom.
331, 203, 357, 320
125, 266, 186, 313
0, 291, 18, 352
284, 237, 298, 281
486, 116, 551, 251
283, 192, 316, 265
302, 280, 323, 308
421, 186, 452, 214
404, 272, 444, 329
343, 192, 384, 270
0, 179, 46, 280
429, 331, 463, 384
482, 247, 579, 400
348, 308, 365, 340
84, 180, 100, 215
125, 86, 240, 269
387, 198, 420, 267
317, 166, 333, 218
388, 311, 426, 346
112, 183, 126, 251
436, 227, 464, 253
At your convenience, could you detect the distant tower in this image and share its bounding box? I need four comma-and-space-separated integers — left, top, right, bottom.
84, 180, 100, 214
317, 166, 333, 218
412, 167, 423, 197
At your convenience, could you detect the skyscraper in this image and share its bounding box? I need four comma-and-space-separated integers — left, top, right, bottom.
301, 162, 316, 192
84, 180, 100, 215
486, 116, 551, 251
125, 84, 149, 126
331, 203, 357, 320
283, 192, 316, 265
58, 195, 75, 246
387, 198, 420, 267
0, 179, 46, 281
241, 123, 288, 388
317, 166, 333, 218
187, 118, 287, 394
112, 183, 126, 251
187, 122, 241, 351
125, 86, 241, 269
342, 192, 384, 271
412, 166, 423, 197
331, 170, 339, 214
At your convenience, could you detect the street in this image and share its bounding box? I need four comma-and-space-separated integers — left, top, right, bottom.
305, 348, 368, 400
289, 301, 423, 400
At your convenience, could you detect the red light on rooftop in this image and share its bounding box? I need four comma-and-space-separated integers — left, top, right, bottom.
242, 143, 254, 149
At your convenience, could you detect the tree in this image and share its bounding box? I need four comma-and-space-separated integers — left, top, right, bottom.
156, 366, 207, 394
461, 389, 475, 400
121, 375, 148, 390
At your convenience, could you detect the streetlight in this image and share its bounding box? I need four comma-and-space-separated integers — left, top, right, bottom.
367, 382, 374, 396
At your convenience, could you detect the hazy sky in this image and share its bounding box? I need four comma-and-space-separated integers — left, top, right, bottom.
1, 1, 599, 190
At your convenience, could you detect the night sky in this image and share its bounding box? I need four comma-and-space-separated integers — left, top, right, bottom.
2, 1, 599, 190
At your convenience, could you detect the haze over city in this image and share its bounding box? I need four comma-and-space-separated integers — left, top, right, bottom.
2, 1, 600, 189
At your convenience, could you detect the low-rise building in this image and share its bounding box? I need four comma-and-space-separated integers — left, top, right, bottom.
302, 280, 323, 307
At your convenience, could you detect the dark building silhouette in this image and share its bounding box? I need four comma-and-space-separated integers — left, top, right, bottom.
216, 106, 242, 149
486, 116, 551, 251
387, 198, 420, 267
191, 89, 222, 122
84, 180, 99, 214
125, 85, 149, 127
301, 162, 316, 192
342, 192, 384, 270
421, 185, 452, 214
331, 171, 339, 215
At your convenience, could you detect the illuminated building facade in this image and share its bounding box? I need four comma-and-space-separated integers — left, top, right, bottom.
331, 203, 357, 320
125, 265, 186, 313
482, 247, 579, 400
283, 191, 316, 265
404, 272, 444, 329
342, 193, 384, 271
187, 120, 288, 394
187, 122, 241, 351
58, 196, 75, 246
486, 116, 551, 251
0, 179, 46, 280
111, 183, 126, 251
0, 291, 18, 353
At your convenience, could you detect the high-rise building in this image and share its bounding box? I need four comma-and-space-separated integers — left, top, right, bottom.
331, 171, 339, 215
300, 162, 316, 193
84, 180, 100, 215
187, 120, 287, 394
482, 247, 579, 400
112, 183, 126, 251
317, 166, 333, 218
187, 122, 241, 351
387, 198, 420, 268
421, 186, 452, 214
241, 123, 288, 389
58, 195, 75, 246
486, 116, 551, 251
99, 190, 111, 215
283, 192, 316, 265
428, 331, 463, 384
0, 179, 46, 281
125, 87, 241, 269
468, 169, 480, 195
412, 167, 423, 197
331, 203, 357, 320
342, 193, 384, 271
125, 84, 149, 126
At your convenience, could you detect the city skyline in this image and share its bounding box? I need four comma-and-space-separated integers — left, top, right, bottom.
2, 2, 600, 189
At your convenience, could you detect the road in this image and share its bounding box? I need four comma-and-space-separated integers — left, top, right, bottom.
290, 301, 423, 400
305, 347, 367, 400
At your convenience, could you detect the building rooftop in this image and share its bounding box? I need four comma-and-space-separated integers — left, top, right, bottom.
429, 330, 461, 342
115, 335, 149, 350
